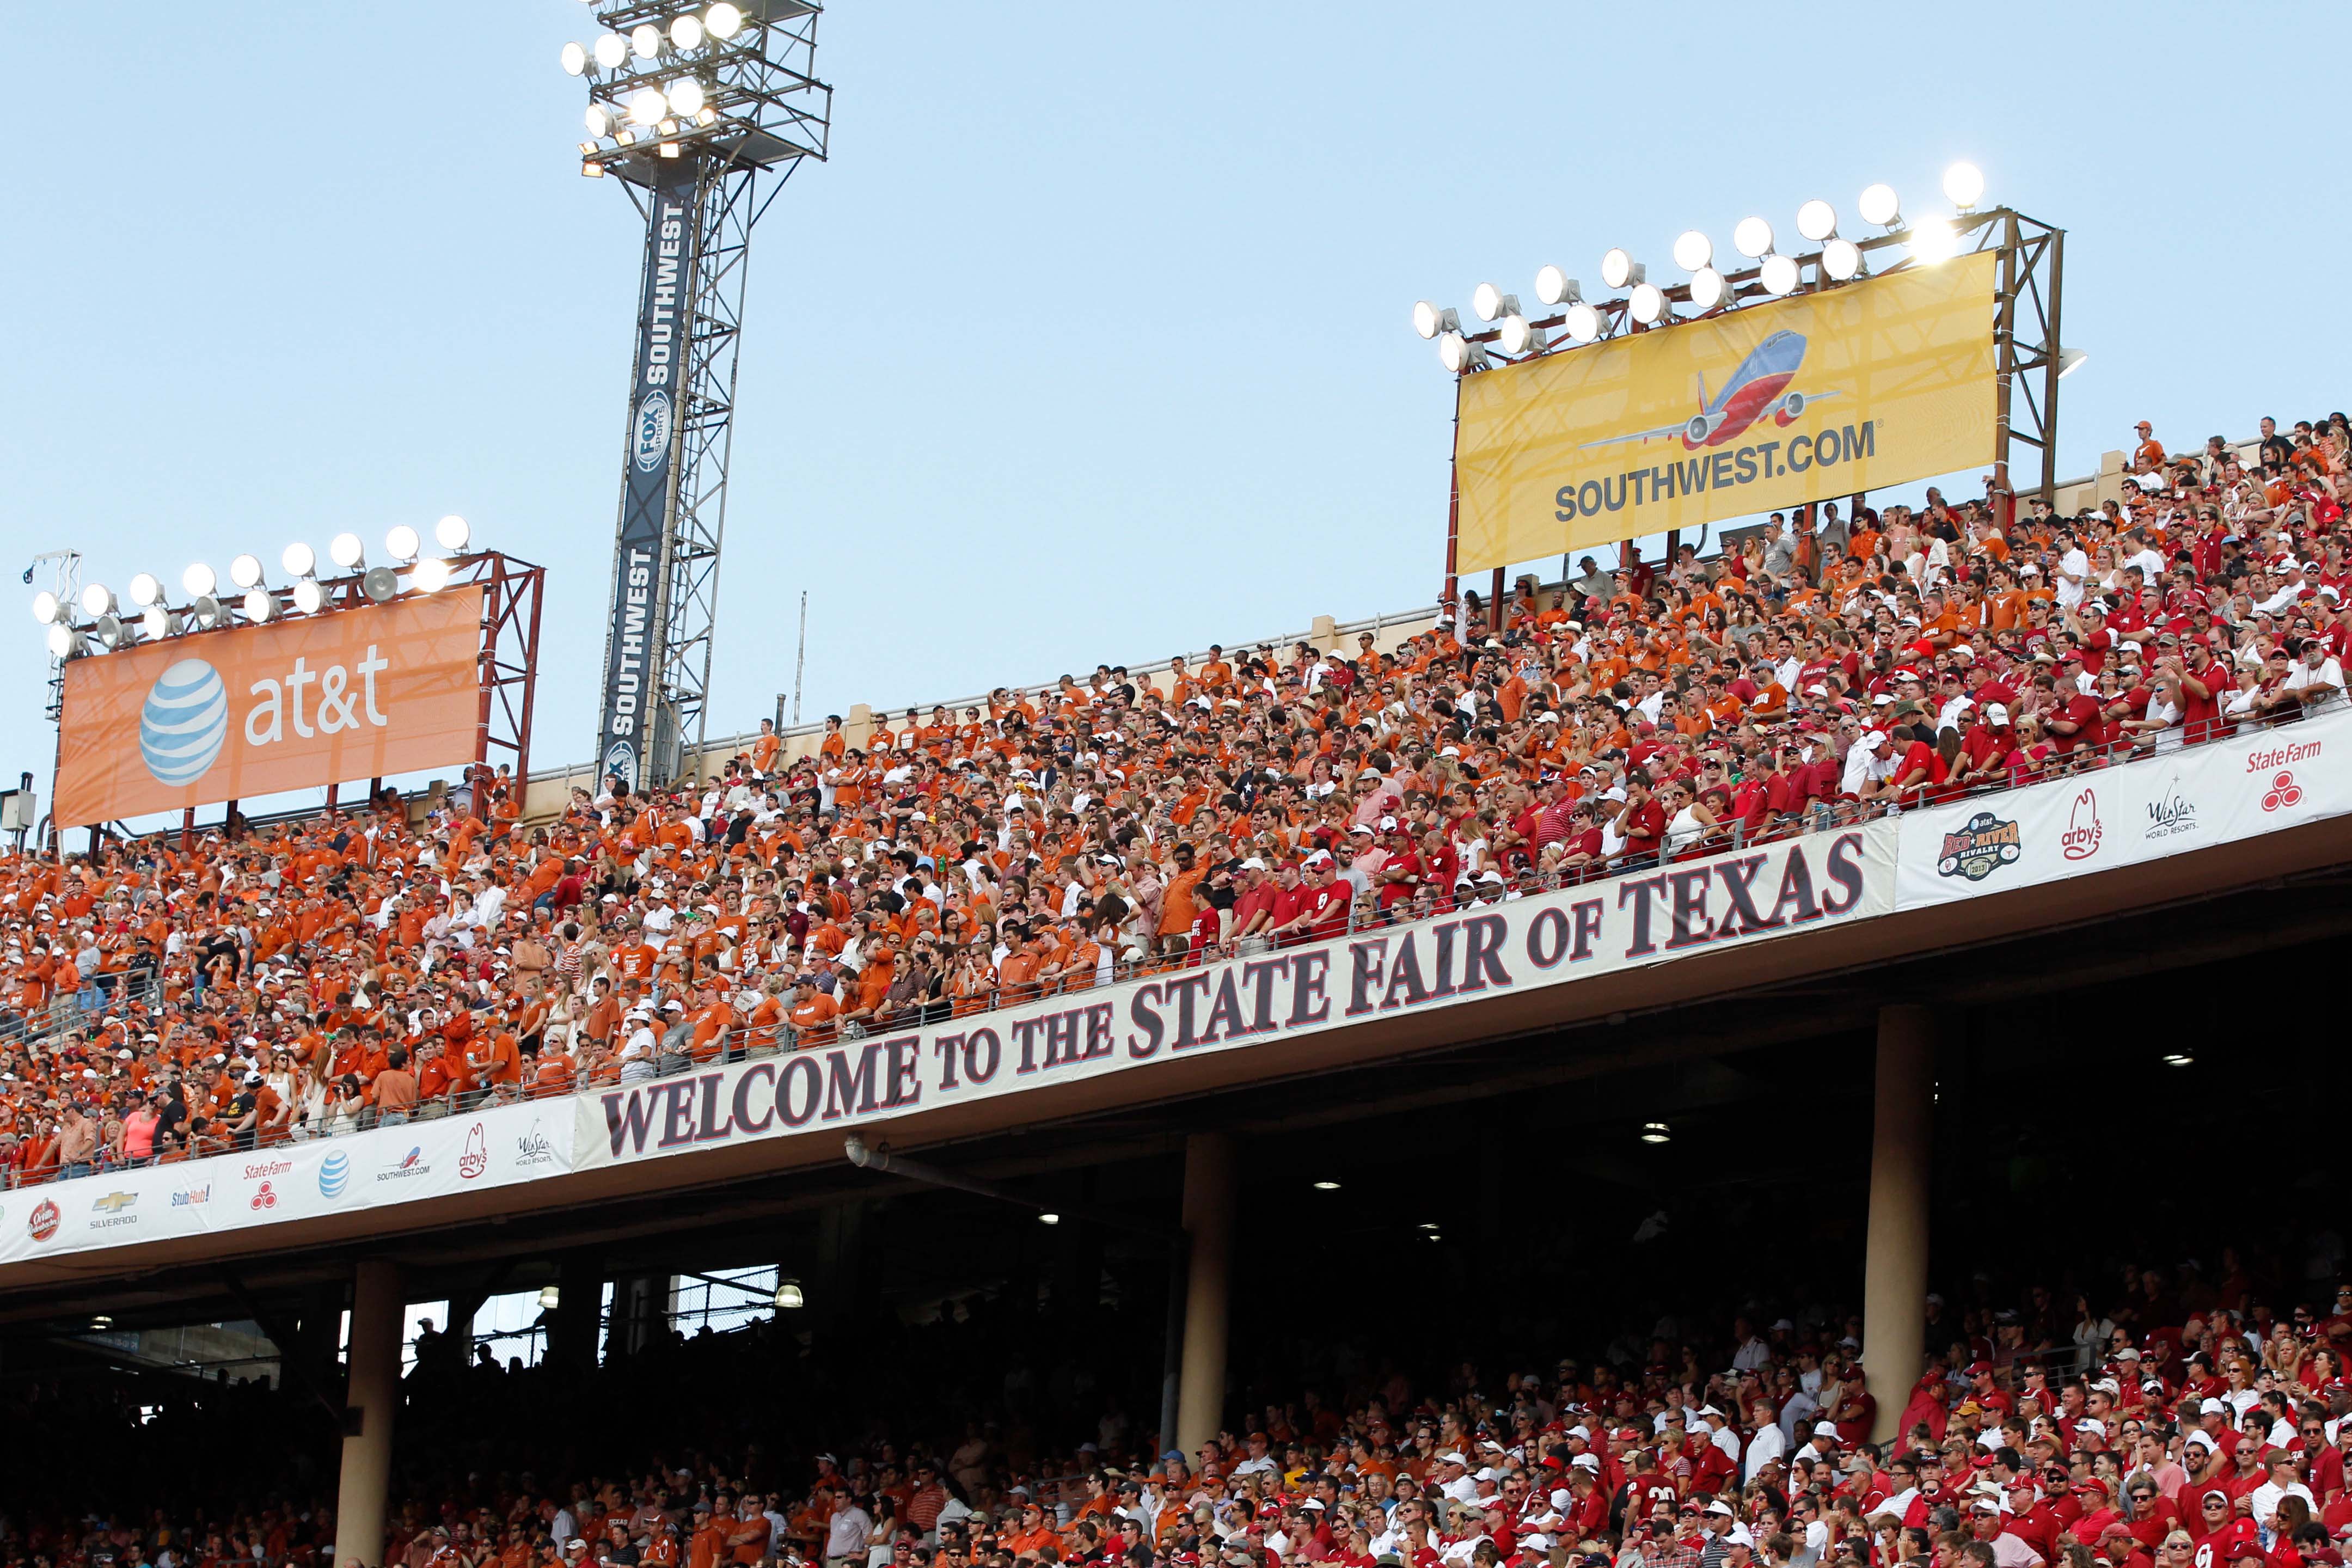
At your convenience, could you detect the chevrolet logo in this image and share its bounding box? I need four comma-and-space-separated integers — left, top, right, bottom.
93, 1191, 137, 1214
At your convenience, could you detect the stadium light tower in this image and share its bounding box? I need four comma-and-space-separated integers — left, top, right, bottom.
565, 1, 833, 791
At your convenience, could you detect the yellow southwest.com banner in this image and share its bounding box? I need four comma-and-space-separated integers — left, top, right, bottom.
1453, 250, 1998, 571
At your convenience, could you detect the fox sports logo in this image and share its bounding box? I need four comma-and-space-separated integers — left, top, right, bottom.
139, 659, 229, 787
633, 389, 673, 473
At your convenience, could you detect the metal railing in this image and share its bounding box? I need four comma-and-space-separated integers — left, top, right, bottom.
7, 702, 2326, 1188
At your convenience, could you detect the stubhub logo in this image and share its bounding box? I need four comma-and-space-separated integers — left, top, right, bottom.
319, 1150, 350, 1198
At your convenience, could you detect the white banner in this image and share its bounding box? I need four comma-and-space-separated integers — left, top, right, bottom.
1895, 708, 2352, 910
0, 1101, 572, 1269
572, 824, 1897, 1171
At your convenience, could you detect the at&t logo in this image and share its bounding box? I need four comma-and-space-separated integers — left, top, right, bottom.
319, 1150, 351, 1198
140, 659, 229, 788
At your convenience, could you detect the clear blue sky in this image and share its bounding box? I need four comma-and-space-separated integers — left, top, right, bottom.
3, 1, 2344, 824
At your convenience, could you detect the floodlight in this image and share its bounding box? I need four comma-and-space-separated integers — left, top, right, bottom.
628, 88, 669, 127
1600, 248, 1637, 290
92, 614, 124, 650
46, 623, 77, 659
585, 103, 618, 139
411, 556, 452, 593
29, 591, 58, 625
1732, 217, 1773, 260
1759, 254, 1799, 295
1627, 283, 1665, 325
705, 3, 745, 40
282, 542, 316, 578
560, 40, 590, 75
1411, 300, 1441, 339
362, 567, 400, 603
386, 525, 420, 560
694, 106, 719, 126
128, 572, 162, 608
243, 588, 275, 622
1563, 302, 1601, 343
79, 583, 114, 617
1908, 216, 1958, 264
142, 606, 173, 640
630, 22, 663, 58
1943, 161, 1985, 210
592, 31, 629, 70
1534, 265, 1579, 307
1795, 199, 1837, 243
1688, 267, 1726, 311
2058, 347, 2089, 379
182, 562, 217, 597
329, 532, 365, 569
435, 514, 471, 551
666, 77, 707, 117
292, 579, 327, 614
582, 160, 605, 179
1858, 182, 1901, 227
1822, 238, 1861, 280
1671, 230, 1711, 272
1471, 282, 1504, 323
1498, 314, 1542, 355
1437, 332, 1469, 373
229, 553, 264, 590
671, 14, 705, 49
191, 594, 226, 629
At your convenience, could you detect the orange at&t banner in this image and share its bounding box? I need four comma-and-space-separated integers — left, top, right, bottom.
54, 587, 485, 827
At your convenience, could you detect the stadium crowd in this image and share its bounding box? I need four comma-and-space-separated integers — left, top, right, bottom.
3, 411, 2351, 1178
15, 1254, 2352, 1568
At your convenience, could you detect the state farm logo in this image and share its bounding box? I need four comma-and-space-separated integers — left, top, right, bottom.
250, 1181, 279, 1211
514, 1122, 557, 1168
28, 1199, 59, 1242
2144, 778, 2198, 841
243, 1159, 291, 1181
458, 1122, 487, 1180
2262, 770, 2305, 813
2061, 788, 2104, 861
1935, 811, 2022, 882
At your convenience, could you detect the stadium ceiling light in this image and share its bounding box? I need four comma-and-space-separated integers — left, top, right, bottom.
1759, 254, 1800, 296
1639, 1121, 1672, 1144
385, 524, 420, 561
79, 583, 115, 618
182, 562, 217, 598
1562, 301, 1602, 344
774, 1278, 805, 1309
243, 588, 275, 622
670, 14, 705, 49
142, 607, 173, 640
1599, 248, 1641, 291
1670, 230, 1711, 273
1907, 216, 1958, 265
1037, 1211, 1061, 1226
229, 553, 265, 590
292, 579, 327, 615
1313, 1180, 1342, 1191
560, 40, 590, 76
706, 3, 746, 40
1533, 265, 1580, 307
1858, 182, 1901, 228
1417, 1222, 1440, 1232
2161, 1049, 2193, 1067
411, 556, 454, 593
666, 77, 707, 117
592, 32, 629, 71
329, 532, 366, 569
29, 590, 59, 625
2058, 347, 2088, 379
538, 1284, 561, 1311
1471, 281, 1506, 323
282, 542, 316, 578
1943, 161, 1985, 210
436, 514, 471, 551
1627, 282, 1665, 325
1688, 267, 1726, 311
1732, 217, 1773, 260
629, 22, 664, 58
1796, 199, 1837, 243
1822, 238, 1861, 280
128, 572, 162, 608
1498, 313, 1545, 355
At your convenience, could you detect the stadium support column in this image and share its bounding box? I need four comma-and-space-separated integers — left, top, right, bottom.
1862, 1004, 1935, 1442
334, 1259, 403, 1568
1175, 1131, 1236, 1454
